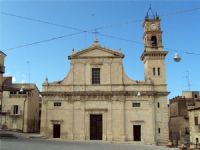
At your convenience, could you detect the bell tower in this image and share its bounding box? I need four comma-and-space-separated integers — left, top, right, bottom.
141, 10, 167, 85
141, 9, 169, 145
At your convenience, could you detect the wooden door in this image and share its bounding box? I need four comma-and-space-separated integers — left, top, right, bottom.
133, 125, 141, 141
53, 124, 60, 138
90, 114, 102, 140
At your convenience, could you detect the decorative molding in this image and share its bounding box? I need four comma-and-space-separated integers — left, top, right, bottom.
131, 120, 145, 123
42, 91, 169, 97
141, 51, 168, 61
50, 120, 63, 124
85, 108, 108, 112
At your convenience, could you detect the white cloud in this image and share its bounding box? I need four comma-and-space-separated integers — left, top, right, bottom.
4, 71, 11, 76
12, 77, 16, 83
21, 80, 26, 83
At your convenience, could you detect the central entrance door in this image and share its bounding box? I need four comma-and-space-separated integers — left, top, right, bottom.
53, 124, 60, 138
90, 114, 102, 140
133, 125, 141, 141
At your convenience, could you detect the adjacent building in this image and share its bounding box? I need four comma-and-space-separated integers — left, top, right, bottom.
169, 91, 200, 145
41, 14, 169, 145
188, 106, 200, 147
0, 51, 41, 133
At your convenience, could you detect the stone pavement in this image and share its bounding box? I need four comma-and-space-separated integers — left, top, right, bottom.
0, 129, 45, 139
0, 130, 178, 150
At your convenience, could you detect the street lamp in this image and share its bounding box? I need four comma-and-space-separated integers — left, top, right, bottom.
174, 53, 181, 62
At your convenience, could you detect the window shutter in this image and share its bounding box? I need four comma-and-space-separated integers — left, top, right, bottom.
11, 105, 14, 114
18, 105, 22, 115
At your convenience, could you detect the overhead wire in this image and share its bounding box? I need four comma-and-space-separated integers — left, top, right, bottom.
95, 7, 200, 31
98, 32, 143, 45
2, 7, 200, 32
5, 32, 84, 51
160, 7, 200, 17
1, 7, 200, 56
0, 11, 143, 46
1, 12, 84, 32
165, 47, 200, 56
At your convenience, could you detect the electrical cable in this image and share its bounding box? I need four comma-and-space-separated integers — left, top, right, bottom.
4, 31, 84, 51
1, 12, 84, 32
98, 32, 143, 45
165, 47, 200, 56
160, 7, 200, 17
2, 7, 200, 32
1, 7, 200, 56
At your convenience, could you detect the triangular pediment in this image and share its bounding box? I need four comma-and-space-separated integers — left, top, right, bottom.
69, 41, 124, 59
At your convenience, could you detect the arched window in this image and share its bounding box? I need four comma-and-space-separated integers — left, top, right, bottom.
150, 36, 157, 47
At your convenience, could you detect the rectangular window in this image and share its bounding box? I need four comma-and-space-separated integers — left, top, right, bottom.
158, 128, 161, 134
13, 105, 19, 114
195, 117, 198, 125
157, 68, 160, 76
132, 103, 140, 107
153, 68, 156, 76
92, 68, 100, 84
157, 102, 160, 108
54, 102, 62, 107
10, 91, 17, 95
19, 91, 26, 94
185, 127, 189, 134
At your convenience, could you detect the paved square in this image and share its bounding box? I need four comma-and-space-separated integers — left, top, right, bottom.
1, 137, 178, 150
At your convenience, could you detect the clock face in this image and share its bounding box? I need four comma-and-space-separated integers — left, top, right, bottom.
150, 24, 157, 30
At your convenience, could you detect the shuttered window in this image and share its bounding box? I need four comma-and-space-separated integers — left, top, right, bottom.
92, 68, 100, 84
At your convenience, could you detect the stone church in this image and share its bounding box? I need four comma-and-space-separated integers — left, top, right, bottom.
40, 14, 169, 145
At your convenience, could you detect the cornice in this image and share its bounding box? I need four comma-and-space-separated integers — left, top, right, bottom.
141, 50, 168, 61
42, 91, 169, 97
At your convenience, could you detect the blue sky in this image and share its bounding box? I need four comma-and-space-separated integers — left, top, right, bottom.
0, 0, 200, 99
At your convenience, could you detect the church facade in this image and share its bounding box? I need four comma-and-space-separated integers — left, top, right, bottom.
40, 15, 169, 145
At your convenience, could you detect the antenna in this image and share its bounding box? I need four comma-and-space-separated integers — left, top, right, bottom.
90, 13, 99, 40
27, 61, 30, 89
92, 28, 99, 40
186, 70, 191, 90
